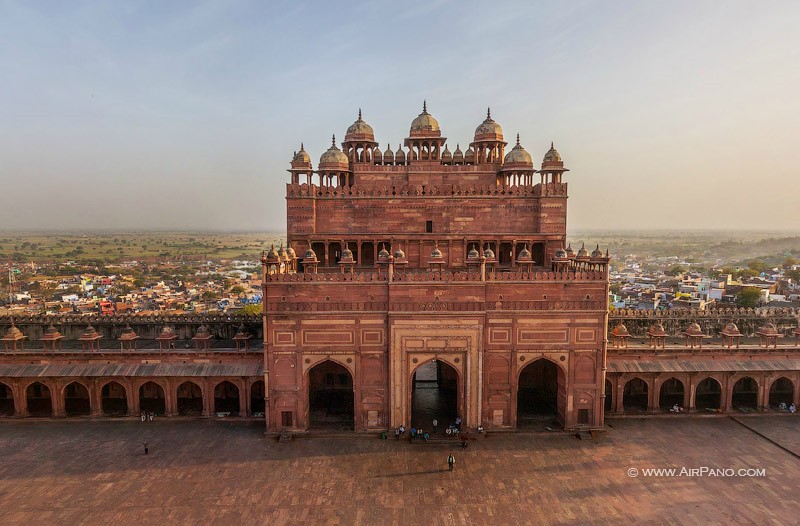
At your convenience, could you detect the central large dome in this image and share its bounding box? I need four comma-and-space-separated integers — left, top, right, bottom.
409, 101, 440, 137
344, 109, 375, 142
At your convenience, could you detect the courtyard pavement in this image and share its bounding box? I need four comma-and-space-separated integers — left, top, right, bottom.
1, 416, 799, 525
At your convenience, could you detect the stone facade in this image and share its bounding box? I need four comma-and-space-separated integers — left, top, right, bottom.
263, 105, 611, 432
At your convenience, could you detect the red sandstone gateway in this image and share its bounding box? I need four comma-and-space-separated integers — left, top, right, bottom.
265, 104, 610, 433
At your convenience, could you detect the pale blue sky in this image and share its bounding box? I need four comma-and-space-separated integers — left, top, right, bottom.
1, 0, 798, 231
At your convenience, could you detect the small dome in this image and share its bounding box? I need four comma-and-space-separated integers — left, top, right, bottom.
394, 246, 406, 260
382, 144, 394, 164
409, 101, 440, 137
266, 245, 280, 262
503, 134, 533, 166
234, 324, 249, 338
292, 143, 311, 166
395, 145, 406, 162
465, 147, 475, 163
473, 108, 503, 142
724, 322, 740, 333
287, 246, 297, 259
685, 323, 704, 336
452, 144, 464, 163
304, 247, 318, 262
518, 245, 532, 261
3, 324, 24, 340
378, 246, 390, 261
82, 325, 98, 338
431, 244, 443, 259
159, 326, 175, 336
467, 246, 480, 260
278, 244, 289, 262
650, 322, 666, 334
576, 243, 589, 259
195, 324, 209, 336
484, 246, 496, 260
591, 244, 603, 258
373, 145, 382, 164
44, 324, 60, 336
441, 144, 452, 162
319, 135, 350, 170
344, 109, 375, 142
543, 142, 562, 162
566, 244, 575, 258
612, 323, 630, 337
340, 244, 354, 261
121, 324, 136, 336
555, 247, 568, 259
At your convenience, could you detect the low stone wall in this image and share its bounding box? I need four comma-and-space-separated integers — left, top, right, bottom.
0, 314, 262, 341
610, 307, 800, 337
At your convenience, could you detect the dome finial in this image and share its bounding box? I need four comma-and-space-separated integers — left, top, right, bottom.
423, 100, 427, 113
516, 133, 520, 146
551, 141, 554, 149
358, 108, 362, 120
300, 142, 305, 151
331, 134, 336, 147
487, 107, 491, 119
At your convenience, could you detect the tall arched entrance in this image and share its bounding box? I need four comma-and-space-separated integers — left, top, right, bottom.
732, 377, 758, 410
659, 378, 684, 411
0, 382, 14, 416
308, 360, 354, 430
214, 381, 240, 415
64, 382, 91, 416
695, 378, 721, 411
411, 360, 459, 431
26, 382, 52, 417
177, 381, 203, 416
623, 378, 648, 412
769, 377, 794, 409
101, 381, 128, 416
517, 359, 562, 428
139, 381, 165, 414
251, 381, 266, 415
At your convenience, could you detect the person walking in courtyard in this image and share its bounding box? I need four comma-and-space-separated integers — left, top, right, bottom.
143, 442, 149, 455
448, 453, 455, 471
432, 418, 438, 433
395, 427, 400, 440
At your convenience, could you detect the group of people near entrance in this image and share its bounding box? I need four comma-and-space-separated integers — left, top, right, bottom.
778, 402, 796, 413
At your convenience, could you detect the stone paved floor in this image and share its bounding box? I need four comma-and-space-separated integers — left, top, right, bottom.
1, 417, 799, 525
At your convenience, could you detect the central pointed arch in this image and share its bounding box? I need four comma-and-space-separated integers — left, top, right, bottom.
517, 358, 565, 428
177, 381, 203, 416
659, 377, 684, 411
214, 381, 240, 415
307, 360, 354, 430
410, 359, 460, 432
138, 381, 165, 414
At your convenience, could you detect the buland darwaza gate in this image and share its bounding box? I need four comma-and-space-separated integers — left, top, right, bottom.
262, 103, 611, 432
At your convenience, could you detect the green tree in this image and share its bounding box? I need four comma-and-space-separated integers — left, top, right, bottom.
784, 257, 798, 269
230, 285, 245, 295
737, 287, 762, 307
236, 304, 262, 315
747, 260, 767, 273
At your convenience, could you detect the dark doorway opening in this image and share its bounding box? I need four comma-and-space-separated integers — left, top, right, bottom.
0, 382, 14, 416
308, 360, 354, 430
360, 242, 375, 267
101, 381, 128, 416
26, 382, 52, 417
311, 242, 326, 267
177, 381, 203, 416
732, 377, 758, 410
517, 359, 559, 427
139, 381, 165, 415
214, 381, 240, 415
251, 381, 266, 415
659, 378, 685, 411
604, 379, 613, 413
411, 360, 458, 432
64, 382, 91, 416
623, 378, 648, 412
499, 242, 513, 268
695, 378, 721, 411
769, 377, 794, 409
328, 242, 341, 265
532, 243, 545, 266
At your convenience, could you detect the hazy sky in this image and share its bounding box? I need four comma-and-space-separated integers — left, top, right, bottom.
1, 0, 798, 232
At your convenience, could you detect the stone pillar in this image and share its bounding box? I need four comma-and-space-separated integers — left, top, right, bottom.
205, 379, 215, 416
722, 376, 732, 413
126, 381, 137, 416
684, 376, 693, 412
90, 379, 102, 417
650, 375, 660, 412
14, 381, 26, 417
244, 379, 252, 417
131, 381, 141, 415
238, 380, 247, 417
164, 379, 176, 417
758, 375, 768, 412
614, 377, 624, 413
53, 381, 66, 418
